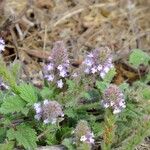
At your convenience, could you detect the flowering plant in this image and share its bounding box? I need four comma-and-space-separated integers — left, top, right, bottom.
0, 39, 150, 150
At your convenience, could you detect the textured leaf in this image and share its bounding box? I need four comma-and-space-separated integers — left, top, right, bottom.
66, 80, 76, 92
18, 83, 37, 105
0, 142, 14, 150
0, 128, 6, 143
15, 124, 37, 150
9, 60, 22, 81
103, 68, 116, 83
0, 96, 26, 114
40, 87, 55, 99
142, 88, 150, 100
62, 138, 75, 150
7, 128, 15, 140
0, 59, 18, 93
96, 81, 108, 93
64, 108, 76, 118
129, 49, 150, 68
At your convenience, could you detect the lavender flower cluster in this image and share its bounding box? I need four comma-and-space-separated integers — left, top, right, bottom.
74, 120, 94, 145
101, 84, 126, 114
83, 47, 113, 79
0, 38, 5, 53
44, 41, 70, 88
34, 99, 64, 124
44, 42, 114, 88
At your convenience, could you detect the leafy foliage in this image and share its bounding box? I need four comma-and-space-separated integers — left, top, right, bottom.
0, 48, 150, 149
0, 142, 14, 150
17, 83, 37, 105
0, 95, 26, 114
7, 125, 37, 150
129, 49, 150, 68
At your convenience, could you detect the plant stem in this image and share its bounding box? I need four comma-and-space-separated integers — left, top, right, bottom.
102, 109, 116, 150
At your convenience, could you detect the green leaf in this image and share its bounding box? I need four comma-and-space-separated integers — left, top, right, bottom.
21, 107, 30, 116
119, 83, 129, 91
62, 138, 75, 150
0, 142, 14, 150
64, 108, 76, 118
82, 92, 91, 100
9, 60, 21, 81
0, 95, 26, 114
0, 128, 6, 143
66, 80, 76, 92
0, 58, 18, 93
40, 87, 55, 99
129, 49, 150, 68
92, 123, 104, 137
18, 83, 37, 105
15, 124, 37, 150
96, 81, 108, 93
142, 88, 150, 100
7, 128, 15, 140
103, 68, 116, 83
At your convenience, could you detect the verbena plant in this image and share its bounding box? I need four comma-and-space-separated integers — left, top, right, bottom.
0, 39, 150, 150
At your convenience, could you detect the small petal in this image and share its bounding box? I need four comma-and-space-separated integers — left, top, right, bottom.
102, 100, 109, 108
84, 59, 93, 66
103, 66, 110, 74
34, 114, 41, 120
57, 65, 63, 71
51, 118, 57, 124
0, 38, 5, 52
34, 103, 42, 113
43, 99, 49, 105
91, 67, 97, 74
61, 113, 64, 117
89, 138, 94, 144
97, 65, 102, 71
59, 69, 67, 77
110, 101, 115, 106
100, 72, 106, 78
46, 74, 54, 81
80, 135, 86, 142
113, 108, 121, 114
84, 68, 90, 74
57, 79, 63, 88
88, 53, 94, 58
46, 63, 54, 71
34, 103, 41, 109
72, 73, 78, 77
43, 119, 50, 124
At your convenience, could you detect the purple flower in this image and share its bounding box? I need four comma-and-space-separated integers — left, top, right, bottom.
43, 41, 70, 88
34, 100, 64, 124
82, 47, 114, 78
46, 63, 54, 71
74, 120, 94, 145
49, 41, 69, 66
57, 64, 68, 77
34, 103, 43, 120
44, 74, 54, 81
59, 69, 67, 77
0, 38, 5, 53
101, 84, 126, 114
